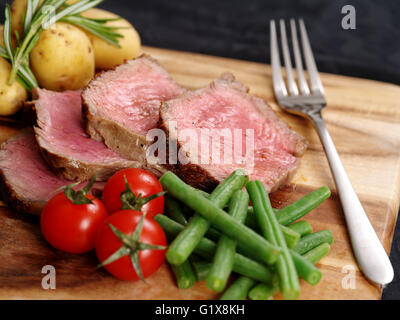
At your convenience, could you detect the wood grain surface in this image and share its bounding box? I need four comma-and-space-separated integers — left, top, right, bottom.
1, 46, 400, 300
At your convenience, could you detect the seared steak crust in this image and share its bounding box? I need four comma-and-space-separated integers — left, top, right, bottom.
0, 167, 44, 215
82, 101, 152, 172
158, 117, 220, 192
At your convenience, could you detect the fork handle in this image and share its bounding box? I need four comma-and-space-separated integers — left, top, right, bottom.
309, 111, 394, 285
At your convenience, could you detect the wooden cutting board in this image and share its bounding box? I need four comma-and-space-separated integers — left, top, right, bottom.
1, 46, 400, 300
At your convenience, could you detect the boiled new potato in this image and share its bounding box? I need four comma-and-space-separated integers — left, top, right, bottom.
81, 8, 141, 69
0, 25, 28, 115
10, 0, 26, 39
30, 22, 95, 91
11, 0, 79, 38
0, 57, 28, 116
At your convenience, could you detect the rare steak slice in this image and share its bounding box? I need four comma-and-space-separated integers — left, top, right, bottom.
82, 55, 185, 176
160, 73, 308, 192
33, 89, 136, 181
0, 129, 104, 215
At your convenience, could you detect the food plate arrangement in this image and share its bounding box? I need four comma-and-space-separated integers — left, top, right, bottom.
0, 0, 399, 300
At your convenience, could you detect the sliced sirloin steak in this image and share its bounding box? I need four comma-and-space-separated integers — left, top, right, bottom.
0, 129, 104, 215
160, 73, 308, 192
82, 54, 185, 176
33, 88, 136, 181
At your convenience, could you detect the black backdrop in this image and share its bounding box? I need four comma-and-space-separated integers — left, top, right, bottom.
0, 0, 399, 299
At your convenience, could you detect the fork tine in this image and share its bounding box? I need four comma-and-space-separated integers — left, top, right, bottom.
270, 20, 287, 98
290, 19, 310, 95
279, 19, 298, 96
299, 19, 325, 95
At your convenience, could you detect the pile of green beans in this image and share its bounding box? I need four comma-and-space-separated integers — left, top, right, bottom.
165, 170, 250, 266
155, 214, 277, 285
161, 171, 281, 265
158, 171, 333, 299
206, 190, 249, 292
247, 181, 300, 300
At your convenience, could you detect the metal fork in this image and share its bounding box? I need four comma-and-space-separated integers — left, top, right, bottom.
270, 19, 393, 285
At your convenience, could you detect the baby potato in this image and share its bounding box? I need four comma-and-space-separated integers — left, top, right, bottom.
10, 0, 26, 39
30, 22, 95, 91
81, 8, 141, 70
11, 0, 79, 38
0, 57, 28, 116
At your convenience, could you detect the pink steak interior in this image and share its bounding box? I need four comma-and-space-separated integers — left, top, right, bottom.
83, 57, 185, 136
163, 82, 305, 191
35, 89, 130, 163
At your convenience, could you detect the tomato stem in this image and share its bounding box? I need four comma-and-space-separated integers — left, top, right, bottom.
120, 175, 166, 211
63, 175, 97, 205
97, 214, 166, 282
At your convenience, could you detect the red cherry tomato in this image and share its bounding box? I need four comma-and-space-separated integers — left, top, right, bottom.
102, 168, 164, 218
95, 210, 167, 281
41, 193, 108, 254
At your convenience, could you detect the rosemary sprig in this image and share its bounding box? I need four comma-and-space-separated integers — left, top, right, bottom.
3, 4, 14, 63
1, 4, 36, 90
61, 14, 123, 47
0, 0, 123, 91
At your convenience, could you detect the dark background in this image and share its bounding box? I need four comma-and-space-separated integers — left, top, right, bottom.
1, 0, 400, 299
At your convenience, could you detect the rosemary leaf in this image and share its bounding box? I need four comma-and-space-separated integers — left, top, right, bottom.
61, 15, 122, 47
24, 0, 34, 35
53, 0, 92, 21
65, 0, 104, 16
0, 46, 8, 59
3, 4, 14, 62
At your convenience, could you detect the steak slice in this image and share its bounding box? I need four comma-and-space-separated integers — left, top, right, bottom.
82, 54, 185, 176
0, 129, 104, 215
160, 73, 308, 192
33, 88, 136, 181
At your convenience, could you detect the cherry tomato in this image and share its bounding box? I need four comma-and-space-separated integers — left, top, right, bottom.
102, 168, 164, 218
41, 193, 108, 254
95, 210, 167, 281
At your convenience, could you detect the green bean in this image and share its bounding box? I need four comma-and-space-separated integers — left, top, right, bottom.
247, 187, 330, 225
170, 260, 196, 289
220, 277, 257, 300
164, 199, 277, 250
191, 261, 212, 281
248, 283, 280, 300
290, 250, 322, 285
244, 211, 257, 229
246, 181, 300, 300
160, 172, 280, 265
164, 201, 221, 244
303, 243, 331, 264
247, 206, 276, 215
155, 214, 276, 284
233, 241, 322, 287
287, 220, 313, 237
249, 243, 330, 300
245, 213, 300, 248
207, 190, 249, 292
164, 170, 249, 265
275, 186, 331, 225
164, 195, 188, 225
295, 230, 333, 255
280, 225, 301, 249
